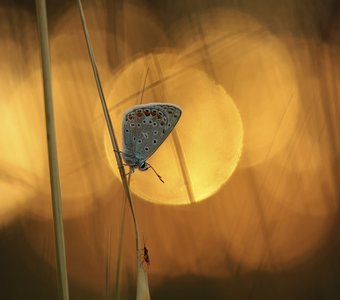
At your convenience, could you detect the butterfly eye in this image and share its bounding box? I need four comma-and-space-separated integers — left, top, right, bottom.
130, 123, 135, 127
138, 139, 142, 144
142, 120, 146, 124
144, 147, 149, 151
152, 122, 157, 127
139, 162, 149, 171
125, 129, 129, 133
153, 139, 157, 144
137, 123, 141, 127
153, 130, 158, 135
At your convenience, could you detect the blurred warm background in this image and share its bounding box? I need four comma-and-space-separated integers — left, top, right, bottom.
0, 0, 339, 299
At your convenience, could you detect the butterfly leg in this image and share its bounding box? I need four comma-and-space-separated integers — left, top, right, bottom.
125, 167, 135, 176
114, 150, 124, 154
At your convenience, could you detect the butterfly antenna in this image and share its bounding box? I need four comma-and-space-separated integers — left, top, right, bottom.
148, 164, 164, 183
139, 67, 149, 105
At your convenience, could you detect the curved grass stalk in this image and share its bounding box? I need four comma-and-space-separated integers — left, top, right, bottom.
114, 174, 150, 300
76, 1, 150, 299
114, 173, 130, 300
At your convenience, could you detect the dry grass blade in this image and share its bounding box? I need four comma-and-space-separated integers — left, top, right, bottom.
76, 1, 150, 299
35, 0, 69, 299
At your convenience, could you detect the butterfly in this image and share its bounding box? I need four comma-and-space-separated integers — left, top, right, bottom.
122, 103, 182, 182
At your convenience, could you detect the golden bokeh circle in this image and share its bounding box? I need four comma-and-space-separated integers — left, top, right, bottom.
104, 54, 243, 205
4, 30, 118, 220
171, 9, 301, 169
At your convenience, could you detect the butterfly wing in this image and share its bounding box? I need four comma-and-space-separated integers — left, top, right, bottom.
122, 103, 182, 166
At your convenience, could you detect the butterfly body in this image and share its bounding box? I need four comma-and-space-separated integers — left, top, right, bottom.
122, 103, 182, 175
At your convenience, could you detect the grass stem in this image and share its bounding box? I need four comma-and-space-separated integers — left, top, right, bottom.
76, 1, 150, 299
115, 174, 130, 300
35, 1, 69, 299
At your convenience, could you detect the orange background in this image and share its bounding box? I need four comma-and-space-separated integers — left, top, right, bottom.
0, 0, 339, 299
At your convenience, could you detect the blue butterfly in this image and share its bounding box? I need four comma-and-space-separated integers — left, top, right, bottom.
122, 103, 182, 181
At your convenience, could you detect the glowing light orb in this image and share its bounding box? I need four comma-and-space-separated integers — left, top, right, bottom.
171, 9, 300, 168
104, 54, 243, 205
